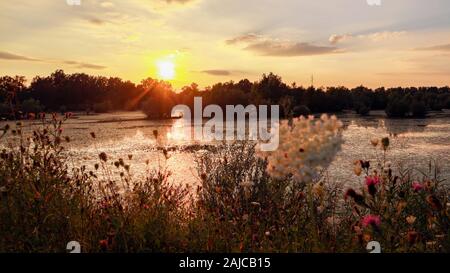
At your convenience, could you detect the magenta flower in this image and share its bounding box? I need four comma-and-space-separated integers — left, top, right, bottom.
412, 181, 424, 192
365, 176, 380, 187
362, 215, 381, 228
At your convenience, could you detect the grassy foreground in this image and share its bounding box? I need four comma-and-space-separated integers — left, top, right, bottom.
0, 115, 449, 253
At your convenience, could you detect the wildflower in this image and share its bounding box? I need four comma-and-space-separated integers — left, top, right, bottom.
370, 138, 379, 147
412, 181, 424, 192
381, 137, 389, 150
354, 164, 362, 176
64, 136, 71, 143
365, 175, 380, 196
3, 124, 10, 132
0, 186, 7, 197
99, 239, 108, 251
362, 215, 381, 229
312, 182, 324, 198
317, 205, 324, 213
426, 195, 443, 211
90, 132, 96, 139
200, 173, 207, 181
326, 216, 341, 226
345, 188, 366, 207
162, 149, 170, 159
424, 180, 435, 190
407, 231, 418, 245
240, 180, 253, 189
359, 160, 370, 170
94, 163, 99, 170
396, 201, 407, 214
114, 161, 120, 168
128, 154, 133, 160
34, 191, 42, 200
153, 130, 159, 139
406, 215, 416, 225
99, 152, 108, 162
259, 114, 343, 183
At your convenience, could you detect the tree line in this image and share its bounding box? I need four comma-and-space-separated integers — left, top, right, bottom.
1, 70, 450, 119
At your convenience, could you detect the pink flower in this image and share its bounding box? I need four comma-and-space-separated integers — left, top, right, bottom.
412, 181, 424, 192
362, 215, 381, 228
365, 176, 380, 187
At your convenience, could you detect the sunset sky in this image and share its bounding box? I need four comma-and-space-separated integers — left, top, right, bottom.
1, 0, 450, 89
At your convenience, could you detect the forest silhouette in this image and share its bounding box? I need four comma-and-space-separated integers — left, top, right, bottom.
1, 70, 449, 119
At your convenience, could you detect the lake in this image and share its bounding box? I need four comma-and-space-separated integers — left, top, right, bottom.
2, 110, 450, 188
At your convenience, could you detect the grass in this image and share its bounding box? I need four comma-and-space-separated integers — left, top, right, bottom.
0, 115, 449, 253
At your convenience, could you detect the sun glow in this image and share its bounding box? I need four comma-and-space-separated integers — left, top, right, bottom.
156, 60, 175, 80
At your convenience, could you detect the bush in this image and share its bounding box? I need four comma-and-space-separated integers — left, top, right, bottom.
411, 100, 427, 118
93, 101, 113, 113
355, 103, 370, 116
0, 103, 9, 116
385, 98, 409, 118
21, 98, 42, 113
445, 97, 450, 110
292, 105, 311, 117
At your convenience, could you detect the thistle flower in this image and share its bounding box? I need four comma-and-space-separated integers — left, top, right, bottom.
312, 182, 324, 198
353, 162, 362, 176
406, 215, 416, 225
99, 239, 108, 251
99, 152, 108, 162
362, 215, 381, 229
259, 114, 343, 183
370, 138, 379, 147
365, 175, 380, 196
407, 231, 418, 245
412, 181, 424, 192
381, 137, 390, 150
426, 195, 443, 211
345, 188, 366, 207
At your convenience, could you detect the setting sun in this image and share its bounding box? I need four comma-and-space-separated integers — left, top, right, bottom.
156, 60, 175, 80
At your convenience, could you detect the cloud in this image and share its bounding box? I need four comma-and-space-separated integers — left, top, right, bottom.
0, 51, 106, 70
63, 61, 107, 70
227, 34, 338, 57
225, 34, 261, 45
201, 70, 232, 76
329, 34, 352, 45
87, 17, 106, 25
328, 31, 406, 44
416, 43, 450, 51
0, 51, 41, 62
100, 1, 115, 8
164, 0, 196, 4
